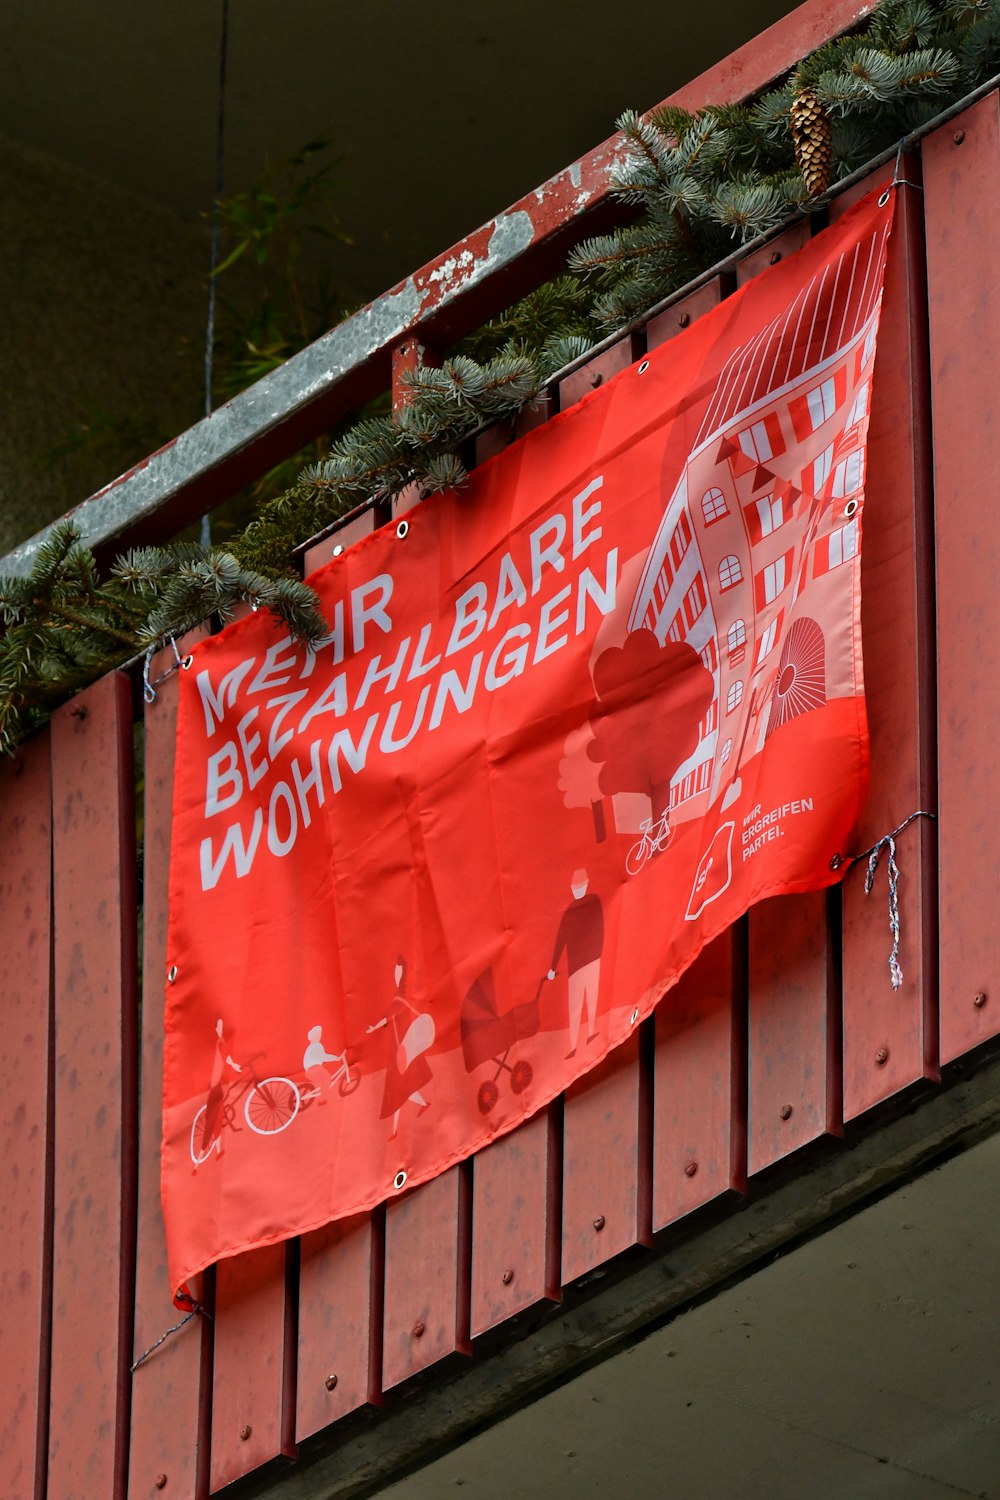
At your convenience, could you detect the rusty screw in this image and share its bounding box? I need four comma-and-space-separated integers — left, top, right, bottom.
875, 1047, 889, 1066
684, 1160, 698, 1178
593, 1215, 606, 1231
678, 311, 691, 328
412, 1320, 425, 1338
954, 129, 966, 145
154, 1478, 167, 1492
779, 1104, 793, 1121
591, 372, 604, 388
325, 1374, 338, 1391
240, 1425, 252, 1441
974, 992, 988, 1009
69, 703, 88, 719
770, 250, 782, 265
502, 1268, 514, 1285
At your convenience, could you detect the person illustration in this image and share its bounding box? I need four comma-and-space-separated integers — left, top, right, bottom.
367, 955, 434, 1138
202, 1017, 242, 1158
547, 868, 604, 1058
302, 1024, 343, 1101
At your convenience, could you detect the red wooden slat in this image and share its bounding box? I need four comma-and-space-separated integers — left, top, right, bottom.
296, 1213, 383, 1441
561, 1030, 652, 1285
382, 1166, 470, 1391
48, 674, 138, 1499
210, 1243, 291, 1490
653, 930, 746, 1230
470, 1109, 560, 1339
646, 278, 728, 351
922, 100, 1000, 1062
557, 335, 641, 412
303, 509, 376, 577
0, 735, 53, 1500
735, 222, 812, 290
830, 164, 939, 1115
129, 637, 209, 1500
474, 402, 550, 468
748, 893, 839, 1173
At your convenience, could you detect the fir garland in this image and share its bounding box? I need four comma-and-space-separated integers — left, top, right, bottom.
2, 0, 998, 753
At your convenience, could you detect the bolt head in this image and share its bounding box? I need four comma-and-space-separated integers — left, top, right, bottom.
591, 372, 604, 388
974, 992, 988, 1009
502, 1268, 514, 1285
155, 1478, 167, 1492
412, 1320, 426, 1338
325, 1374, 338, 1391
684, 1160, 698, 1177
769, 250, 782, 265
678, 312, 691, 328
954, 129, 966, 145
875, 1047, 889, 1066
779, 1104, 793, 1121
593, 1215, 606, 1231
240, 1425, 252, 1441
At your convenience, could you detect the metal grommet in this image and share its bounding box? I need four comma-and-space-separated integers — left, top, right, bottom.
180, 655, 193, 670
167, 964, 178, 984
250, 600, 260, 612
637, 359, 650, 375
332, 544, 344, 557
845, 498, 859, 518
396, 519, 409, 540
393, 1169, 407, 1190
830, 854, 843, 871
878, 188, 891, 207
630, 1007, 639, 1025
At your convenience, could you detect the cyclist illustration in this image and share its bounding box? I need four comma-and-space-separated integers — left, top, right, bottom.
546, 868, 604, 1058
302, 1024, 359, 1101
367, 955, 434, 1139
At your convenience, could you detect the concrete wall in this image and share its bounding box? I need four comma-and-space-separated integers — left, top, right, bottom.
0, 134, 207, 555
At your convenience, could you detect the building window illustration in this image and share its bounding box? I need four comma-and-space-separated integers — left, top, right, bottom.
701, 638, 718, 674
806, 376, 838, 429
702, 486, 729, 525
670, 510, 693, 569
683, 573, 707, 627
828, 519, 860, 568
846, 382, 869, 429
727, 681, 744, 713
756, 617, 780, 663
720, 737, 733, 766
666, 608, 684, 643
737, 415, 783, 464
832, 451, 863, 498
813, 444, 834, 491
719, 554, 742, 590
756, 493, 784, 537
701, 700, 719, 738
762, 556, 787, 604
727, 619, 747, 652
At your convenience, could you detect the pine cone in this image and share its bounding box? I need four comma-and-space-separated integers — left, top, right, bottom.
790, 86, 833, 196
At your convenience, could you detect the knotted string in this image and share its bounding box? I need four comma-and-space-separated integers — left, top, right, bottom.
832, 810, 935, 990
131, 1297, 212, 1372
142, 637, 192, 704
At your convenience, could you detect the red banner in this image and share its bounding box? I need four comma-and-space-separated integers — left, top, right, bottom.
163, 190, 893, 1295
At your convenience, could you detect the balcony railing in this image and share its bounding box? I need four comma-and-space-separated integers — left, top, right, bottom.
3, 3, 999, 1498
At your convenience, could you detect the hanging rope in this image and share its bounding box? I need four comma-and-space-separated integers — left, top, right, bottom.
131, 1299, 212, 1372
201, 0, 231, 549
832, 810, 936, 990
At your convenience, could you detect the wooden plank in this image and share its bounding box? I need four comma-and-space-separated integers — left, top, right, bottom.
748, 893, 839, 1174
735, 221, 811, 290
653, 929, 746, 1230
128, 636, 209, 1500
210, 1243, 292, 1490
557, 335, 641, 412
296, 1213, 383, 1442
303, 509, 376, 577
923, 100, 1000, 1064
0, 735, 53, 1500
48, 673, 138, 1500
561, 1030, 652, 1285
382, 1166, 470, 1391
829, 163, 939, 1115
645, 277, 727, 351
470, 1110, 561, 1339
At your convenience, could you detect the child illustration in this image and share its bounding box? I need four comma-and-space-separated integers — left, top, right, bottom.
367, 955, 435, 1138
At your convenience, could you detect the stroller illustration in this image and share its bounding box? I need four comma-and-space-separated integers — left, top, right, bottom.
460, 967, 541, 1115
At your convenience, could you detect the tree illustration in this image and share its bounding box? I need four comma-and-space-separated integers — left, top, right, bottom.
587, 629, 714, 821
558, 722, 607, 842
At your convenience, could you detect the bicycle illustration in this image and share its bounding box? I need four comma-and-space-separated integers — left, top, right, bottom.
625, 808, 674, 875
189, 1049, 359, 1166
